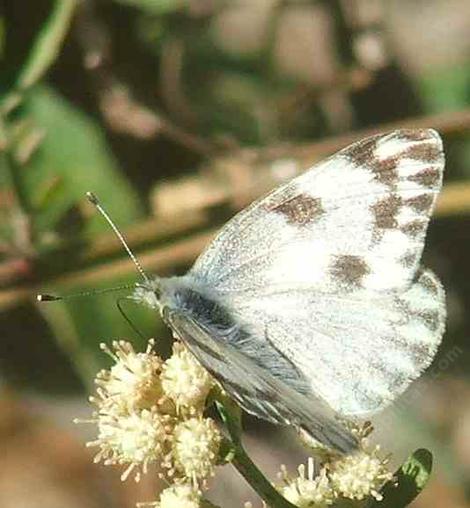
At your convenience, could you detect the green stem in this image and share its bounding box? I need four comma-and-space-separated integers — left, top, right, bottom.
216, 395, 297, 508
0, 118, 35, 254
232, 444, 297, 508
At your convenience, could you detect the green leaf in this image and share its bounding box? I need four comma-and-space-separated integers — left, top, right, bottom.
368, 448, 433, 508
20, 85, 143, 235
1, 0, 76, 115
35, 297, 99, 390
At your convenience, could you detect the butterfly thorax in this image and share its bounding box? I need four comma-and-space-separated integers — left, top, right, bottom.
133, 275, 238, 333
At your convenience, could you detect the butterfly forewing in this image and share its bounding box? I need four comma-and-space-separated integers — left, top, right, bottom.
191, 129, 444, 295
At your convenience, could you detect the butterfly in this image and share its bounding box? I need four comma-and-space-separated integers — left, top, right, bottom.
42, 129, 446, 454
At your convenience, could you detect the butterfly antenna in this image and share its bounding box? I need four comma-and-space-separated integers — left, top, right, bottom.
86, 191, 150, 283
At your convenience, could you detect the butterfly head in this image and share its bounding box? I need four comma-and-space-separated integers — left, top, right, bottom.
133, 278, 162, 310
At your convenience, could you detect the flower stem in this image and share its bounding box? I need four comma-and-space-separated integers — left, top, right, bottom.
216, 394, 296, 508
231, 444, 297, 508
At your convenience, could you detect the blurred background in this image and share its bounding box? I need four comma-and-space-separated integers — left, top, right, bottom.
0, 0, 469, 506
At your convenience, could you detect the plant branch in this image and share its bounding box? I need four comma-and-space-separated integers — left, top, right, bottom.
216, 395, 297, 508
0, 119, 35, 255
231, 446, 297, 508
2, 175, 470, 310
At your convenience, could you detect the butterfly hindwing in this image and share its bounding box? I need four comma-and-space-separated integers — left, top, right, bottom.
165, 308, 359, 453
191, 129, 444, 295
226, 268, 445, 416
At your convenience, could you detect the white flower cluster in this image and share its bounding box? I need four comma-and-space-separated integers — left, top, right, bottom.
161, 342, 213, 413
277, 426, 393, 507
77, 339, 220, 507
152, 483, 201, 508
281, 461, 334, 508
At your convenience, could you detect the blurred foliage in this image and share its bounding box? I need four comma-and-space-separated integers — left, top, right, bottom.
419, 63, 470, 115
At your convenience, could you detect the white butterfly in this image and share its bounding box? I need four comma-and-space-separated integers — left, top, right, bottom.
50, 129, 447, 454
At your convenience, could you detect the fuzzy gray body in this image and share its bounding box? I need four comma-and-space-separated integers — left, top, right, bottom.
134, 129, 446, 453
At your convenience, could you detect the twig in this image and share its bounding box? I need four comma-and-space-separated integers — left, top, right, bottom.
157, 115, 216, 156
159, 36, 199, 128
434, 182, 470, 217
82, 209, 209, 262
0, 119, 35, 255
